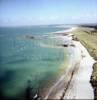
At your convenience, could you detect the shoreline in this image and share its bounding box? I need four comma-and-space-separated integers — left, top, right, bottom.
51, 27, 78, 34
63, 40, 95, 99
44, 26, 95, 99
71, 26, 97, 99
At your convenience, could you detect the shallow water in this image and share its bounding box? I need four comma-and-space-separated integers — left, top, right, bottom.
0, 25, 69, 99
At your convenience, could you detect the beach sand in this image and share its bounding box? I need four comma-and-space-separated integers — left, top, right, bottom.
44, 27, 95, 99
63, 41, 95, 99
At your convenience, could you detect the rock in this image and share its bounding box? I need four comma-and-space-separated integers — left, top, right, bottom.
72, 35, 79, 41
90, 62, 97, 100
70, 44, 75, 47
25, 35, 35, 39
62, 44, 68, 47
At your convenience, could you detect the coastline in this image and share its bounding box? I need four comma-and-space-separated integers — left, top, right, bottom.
63, 40, 95, 99
71, 26, 97, 99
51, 27, 78, 34
44, 26, 95, 99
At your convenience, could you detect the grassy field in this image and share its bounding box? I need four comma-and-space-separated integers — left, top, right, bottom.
71, 27, 97, 99
72, 27, 97, 60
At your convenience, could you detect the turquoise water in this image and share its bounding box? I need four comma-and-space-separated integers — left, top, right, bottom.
0, 25, 69, 99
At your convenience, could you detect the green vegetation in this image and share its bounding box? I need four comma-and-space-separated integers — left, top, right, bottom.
72, 27, 97, 100
73, 28, 97, 60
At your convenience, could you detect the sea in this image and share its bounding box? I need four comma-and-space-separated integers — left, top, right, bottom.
0, 25, 70, 99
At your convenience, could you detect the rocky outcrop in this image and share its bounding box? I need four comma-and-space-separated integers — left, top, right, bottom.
72, 35, 79, 41
90, 62, 97, 100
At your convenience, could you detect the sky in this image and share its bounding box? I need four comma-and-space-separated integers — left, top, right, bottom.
0, 0, 97, 26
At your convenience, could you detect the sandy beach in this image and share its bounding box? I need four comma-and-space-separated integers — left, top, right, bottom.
63, 41, 95, 99
44, 27, 95, 99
